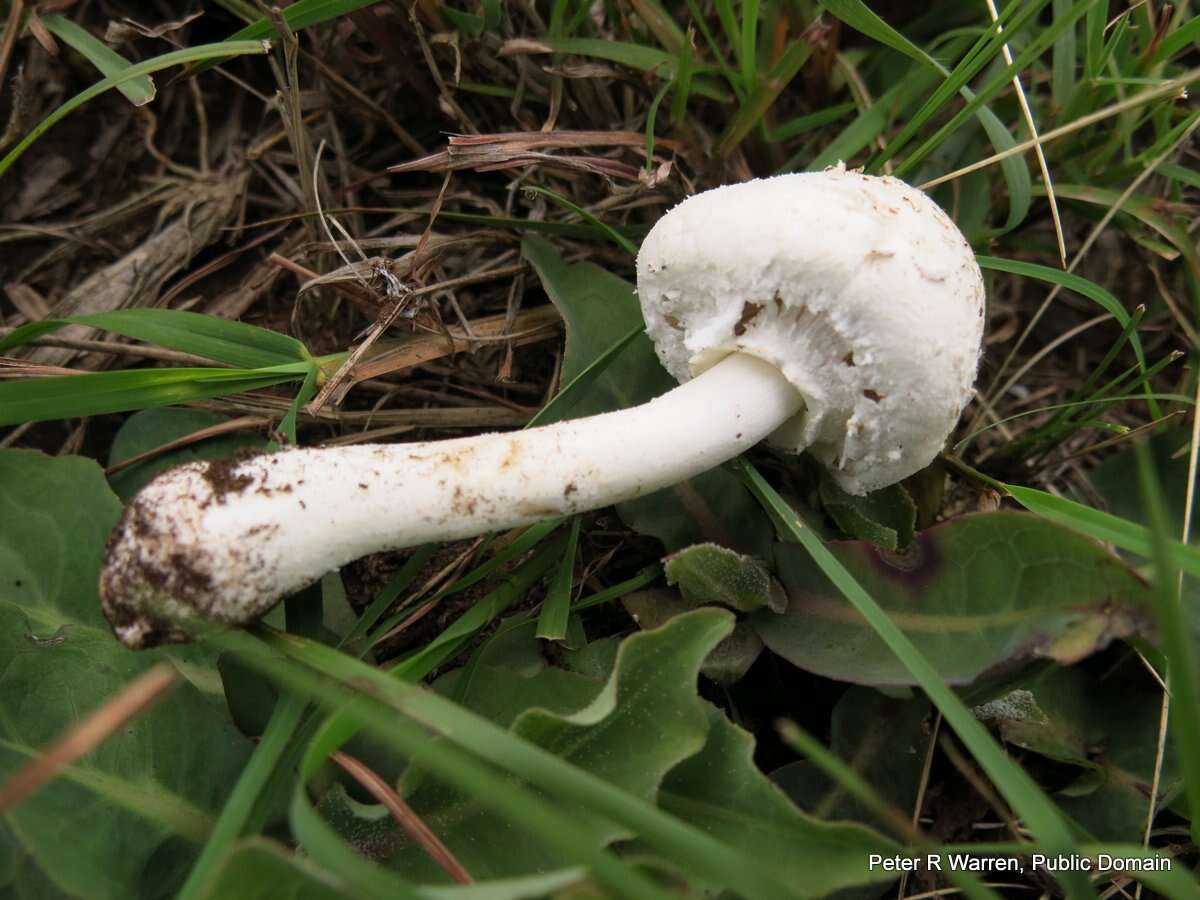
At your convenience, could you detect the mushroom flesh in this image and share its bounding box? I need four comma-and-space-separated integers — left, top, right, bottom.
100, 167, 984, 648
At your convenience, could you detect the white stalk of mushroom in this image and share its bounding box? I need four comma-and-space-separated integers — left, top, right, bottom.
101, 166, 985, 648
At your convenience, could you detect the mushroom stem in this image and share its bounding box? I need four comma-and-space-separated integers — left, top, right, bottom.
101, 351, 803, 647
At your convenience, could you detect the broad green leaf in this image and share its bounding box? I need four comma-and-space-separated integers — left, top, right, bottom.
392, 611, 730, 879
772, 688, 930, 835
521, 236, 670, 418
39, 15, 155, 106
315, 785, 402, 864
754, 511, 1154, 686
107, 408, 271, 500
658, 704, 896, 896
435, 634, 613, 729
972, 660, 1174, 841
522, 237, 772, 555
0, 309, 309, 368
524, 325, 642, 428
199, 839, 350, 899
819, 474, 916, 550
736, 462, 1089, 888
423, 609, 891, 895
0, 450, 251, 900
238, 619, 816, 898
664, 543, 785, 612
0, 821, 74, 900
622, 589, 764, 684
1003, 482, 1200, 580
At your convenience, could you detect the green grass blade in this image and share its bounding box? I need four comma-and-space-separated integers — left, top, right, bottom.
311, 532, 567, 767
803, 72, 937, 172
176, 695, 309, 900
225, 0, 389, 40
628, 0, 687, 53
1084, 1, 1105, 77
212, 631, 683, 900
1023, 306, 1147, 446
1047, 182, 1200, 301
807, 11, 1031, 225
341, 544, 440, 654
287, 784, 423, 899
644, 80, 673, 170
573, 565, 663, 612
1149, 13, 1200, 65
777, 721, 914, 841
864, 1, 1039, 166
0, 40, 270, 178
969, 477, 1200, 580
386, 537, 564, 682
717, 38, 810, 157
956, 392, 1190, 449
233, 626, 798, 900
977, 256, 1146, 370
1051, 0, 1078, 111
513, 37, 730, 101
765, 102, 856, 142
817, 0, 940, 68
685, 0, 742, 97
0, 365, 306, 426
528, 325, 645, 428
279, 365, 319, 445
733, 460, 1092, 898
1135, 444, 1200, 843
712, 0, 741, 68
39, 15, 156, 106
1159, 162, 1200, 190
536, 516, 581, 640
521, 186, 638, 256
0, 309, 310, 368
739, 0, 759, 90
668, 36, 696, 124
895, 0, 1103, 178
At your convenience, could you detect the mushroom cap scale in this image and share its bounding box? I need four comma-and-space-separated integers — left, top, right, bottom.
636, 168, 985, 495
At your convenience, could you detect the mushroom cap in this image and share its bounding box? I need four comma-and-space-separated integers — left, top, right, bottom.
636, 167, 985, 495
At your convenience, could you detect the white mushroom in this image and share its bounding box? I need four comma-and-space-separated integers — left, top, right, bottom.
100, 166, 984, 648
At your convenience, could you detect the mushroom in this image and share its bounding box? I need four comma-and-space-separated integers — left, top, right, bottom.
100, 166, 985, 648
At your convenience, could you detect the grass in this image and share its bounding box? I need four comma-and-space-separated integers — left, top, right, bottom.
0, 2, 1199, 899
